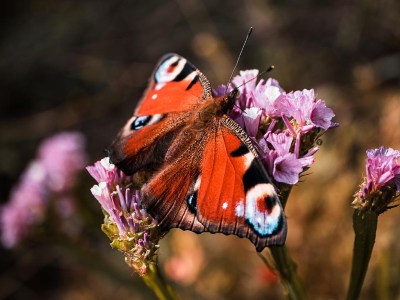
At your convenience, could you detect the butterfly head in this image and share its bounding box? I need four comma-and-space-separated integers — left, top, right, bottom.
217, 87, 239, 114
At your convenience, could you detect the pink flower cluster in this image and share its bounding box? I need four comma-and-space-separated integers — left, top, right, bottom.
215, 70, 336, 185
358, 147, 400, 200
0, 132, 87, 248
87, 158, 160, 275
87, 158, 156, 239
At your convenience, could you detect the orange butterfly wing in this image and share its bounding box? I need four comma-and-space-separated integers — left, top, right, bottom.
108, 54, 211, 174
143, 116, 286, 251
135, 53, 211, 116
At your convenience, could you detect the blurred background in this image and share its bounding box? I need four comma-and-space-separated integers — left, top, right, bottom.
1, 0, 400, 299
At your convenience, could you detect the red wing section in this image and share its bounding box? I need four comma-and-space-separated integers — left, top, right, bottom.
196, 123, 287, 251
135, 54, 212, 116
141, 118, 287, 251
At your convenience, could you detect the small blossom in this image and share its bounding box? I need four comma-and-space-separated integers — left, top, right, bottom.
353, 146, 400, 213
260, 132, 303, 185
87, 157, 161, 276
231, 70, 286, 116
240, 107, 263, 138
0, 132, 87, 248
274, 89, 335, 132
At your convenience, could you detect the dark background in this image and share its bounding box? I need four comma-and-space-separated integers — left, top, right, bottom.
1, 0, 400, 299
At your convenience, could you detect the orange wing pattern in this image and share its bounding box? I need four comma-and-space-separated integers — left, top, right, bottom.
109, 54, 210, 174
135, 54, 212, 116
142, 117, 286, 251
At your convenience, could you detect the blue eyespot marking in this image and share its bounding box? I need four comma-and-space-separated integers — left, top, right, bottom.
131, 116, 151, 130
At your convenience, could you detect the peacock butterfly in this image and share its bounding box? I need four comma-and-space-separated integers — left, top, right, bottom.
107, 54, 287, 251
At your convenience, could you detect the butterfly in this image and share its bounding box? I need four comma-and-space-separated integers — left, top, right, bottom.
108, 54, 287, 251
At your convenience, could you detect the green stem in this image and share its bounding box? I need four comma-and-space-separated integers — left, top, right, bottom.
264, 184, 306, 300
270, 246, 307, 300
141, 263, 180, 300
346, 210, 378, 300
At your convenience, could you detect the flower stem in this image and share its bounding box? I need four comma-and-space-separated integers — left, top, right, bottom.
270, 246, 307, 300
141, 263, 179, 300
346, 210, 378, 300
266, 184, 306, 300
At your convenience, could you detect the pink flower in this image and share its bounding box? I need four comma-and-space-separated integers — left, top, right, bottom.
87, 157, 160, 276
231, 70, 286, 116
0, 132, 87, 248
353, 146, 400, 213
214, 70, 336, 187
259, 132, 303, 185
365, 147, 400, 193
274, 89, 335, 132
39, 132, 87, 192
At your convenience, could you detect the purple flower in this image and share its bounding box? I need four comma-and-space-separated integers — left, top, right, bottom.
0, 161, 47, 248
87, 157, 160, 276
86, 157, 126, 189
213, 70, 336, 187
231, 70, 286, 116
353, 146, 400, 213
274, 89, 335, 132
39, 132, 88, 192
259, 132, 303, 185
0, 132, 87, 248
365, 147, 400, 192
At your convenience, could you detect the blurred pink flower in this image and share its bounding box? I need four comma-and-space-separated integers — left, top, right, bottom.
39, 132, 87, 192
0, 132, 87, 248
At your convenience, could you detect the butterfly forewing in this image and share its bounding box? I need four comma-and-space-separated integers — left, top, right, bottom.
135, 53, 212, 116
109, 53, 210, 174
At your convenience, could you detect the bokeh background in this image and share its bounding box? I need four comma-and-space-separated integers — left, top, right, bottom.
1, 0, 400, 299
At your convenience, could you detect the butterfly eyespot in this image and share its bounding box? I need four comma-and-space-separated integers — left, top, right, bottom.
187, 192, 198, 213
245, 183, 282, 236
155, 56, 187, 83
131, 116, 151, 130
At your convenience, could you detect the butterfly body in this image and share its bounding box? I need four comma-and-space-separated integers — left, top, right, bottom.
108, 54, 287, 251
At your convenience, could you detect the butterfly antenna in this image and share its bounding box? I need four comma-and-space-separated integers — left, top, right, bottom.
235, 65, 275, 90
225, 27, 253, 93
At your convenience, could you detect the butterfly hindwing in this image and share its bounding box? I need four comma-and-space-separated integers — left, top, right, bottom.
142, 116, 287, 251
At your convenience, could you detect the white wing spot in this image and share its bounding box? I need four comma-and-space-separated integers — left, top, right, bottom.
194, 176, 202, 191
155, 83, 165, 90
235, 200, 244, 217
152, 94, 158, 100
222, 202, 228, 210
243, 152, 254, 169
